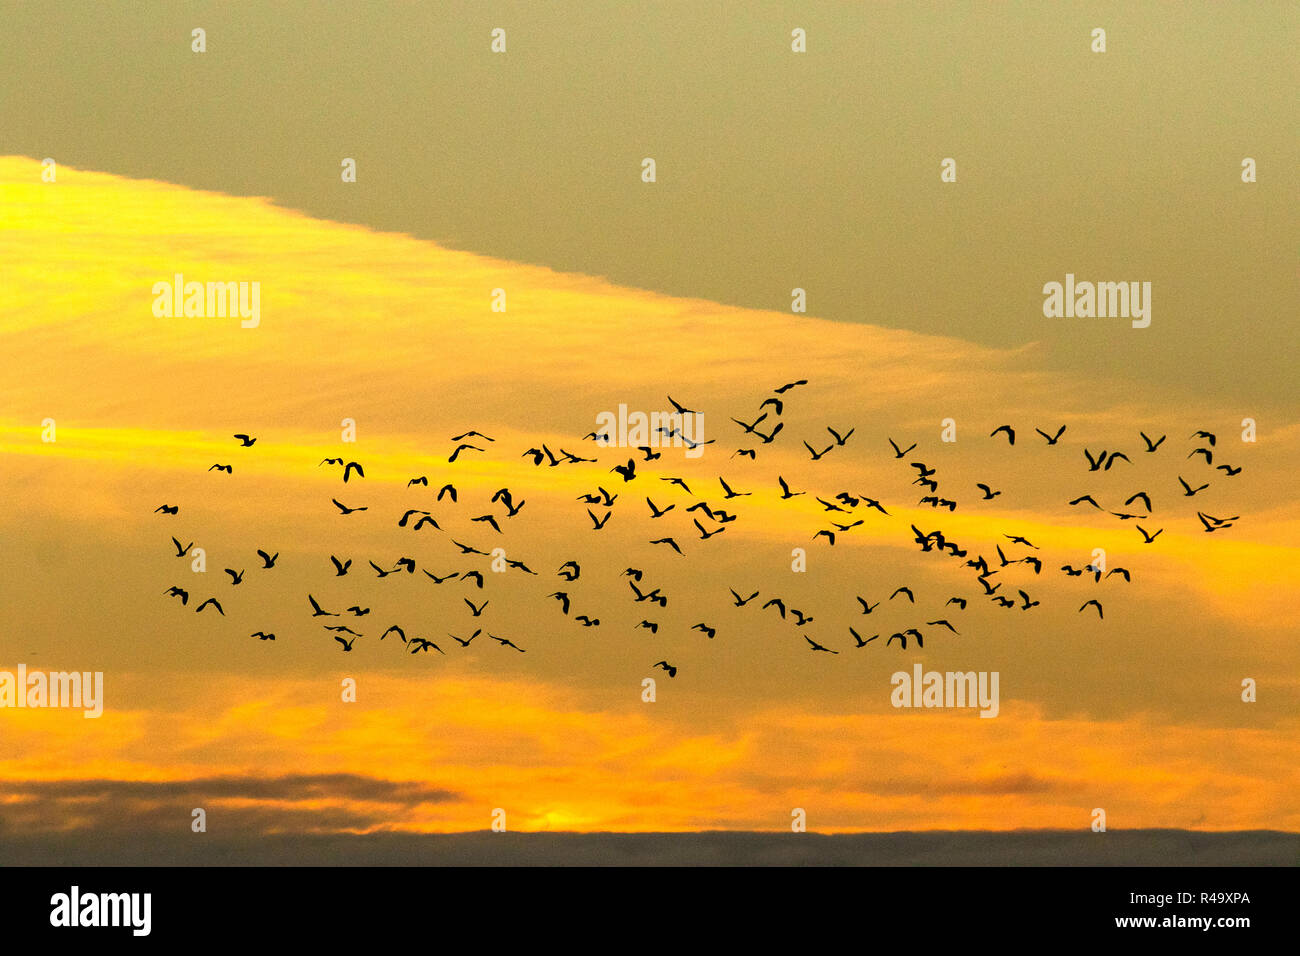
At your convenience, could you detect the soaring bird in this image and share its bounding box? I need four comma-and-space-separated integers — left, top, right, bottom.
448, 444, 483, 463
990, 425, 1016, 445
308, 594, 337, 617
888, 437, 917, 458
1035, 425, 1066, 445
804, 635, 839, 654
195, 597, 224, 615
850, 627, 876, 648
1079, 600, 1104, 619
653, 660, 678, 678
1140, 431, 1166, 452
233, 433, 256, 446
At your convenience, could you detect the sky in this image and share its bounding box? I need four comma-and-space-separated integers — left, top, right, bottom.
0, 2, 1296, 854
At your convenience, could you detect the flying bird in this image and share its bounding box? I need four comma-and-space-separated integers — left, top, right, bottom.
804, 635, 839, 654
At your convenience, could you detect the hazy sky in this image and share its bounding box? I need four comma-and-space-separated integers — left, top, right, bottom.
0, 2, 1296, 846
1, 1, 1295, 405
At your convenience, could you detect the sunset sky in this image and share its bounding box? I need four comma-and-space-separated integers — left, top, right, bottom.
0, 2, 1296, 852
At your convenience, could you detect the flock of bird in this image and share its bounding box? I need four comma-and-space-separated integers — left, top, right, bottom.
155, 383, 1245, 677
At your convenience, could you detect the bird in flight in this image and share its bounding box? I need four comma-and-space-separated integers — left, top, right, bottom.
826, 426, 855, 446
653, 660, 678, 678
888, 438, 917, 459
308, 595, 337, 617
334, 635, 356, 652
208, 463, 233, 473
650, 537, 683, 555
472, 514, 502, 534
155, 504, 179, 515
990, 425, 1016, 445
718, 477, 750, 499
804, 635, 838, 654
233, 434, 256, 447
1140, 431, 1166, 452
850, 627, 876, 648
773, 380, 807, 394
489, 634, 525, 652
777, 476, 804, 499
449, 444, 484, 463
890, 587, 915, 603
1079, 600, 1104, 619
171, 536, 193, 557
803, 441, 833, 461
164, 586, 189, 605
224, 568, 244, 585
195, 597, 224, 615
332, 498, 367, 515
452, 430, 495, 443
257, 549, 278, 568
1035, 425, 1066, 445
1137, 524, 1164, 543
330, 555, 352, 576
1178, 476, 1209, 497
251, 631, 275, 641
